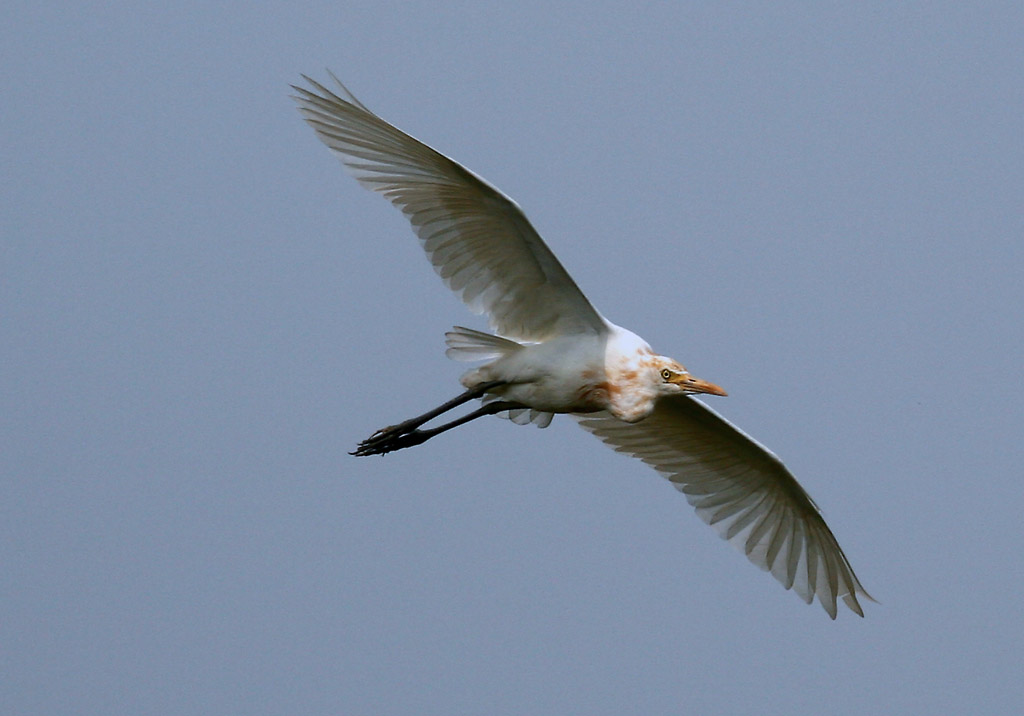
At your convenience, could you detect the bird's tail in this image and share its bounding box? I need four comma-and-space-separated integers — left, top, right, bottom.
444, 326, 523, 362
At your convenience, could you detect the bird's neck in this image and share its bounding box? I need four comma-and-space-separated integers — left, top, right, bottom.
603, 327, 660, 423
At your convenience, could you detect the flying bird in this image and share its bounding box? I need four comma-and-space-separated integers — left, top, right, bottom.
293, 74, 872, 618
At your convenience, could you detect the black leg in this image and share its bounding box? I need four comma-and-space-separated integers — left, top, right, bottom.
351, 381, 504, 455
365, 381, 504, 438
352, 399, 524, 456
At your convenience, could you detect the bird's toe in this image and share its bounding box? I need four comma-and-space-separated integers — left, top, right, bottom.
352, 428, 430, 456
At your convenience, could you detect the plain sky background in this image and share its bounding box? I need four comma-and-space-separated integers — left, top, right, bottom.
4, 2, 1023, 714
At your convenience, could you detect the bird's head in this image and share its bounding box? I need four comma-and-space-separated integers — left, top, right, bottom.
653, 358, 728, 397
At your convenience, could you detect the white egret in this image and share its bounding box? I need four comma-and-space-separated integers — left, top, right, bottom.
293, 74, 872, 618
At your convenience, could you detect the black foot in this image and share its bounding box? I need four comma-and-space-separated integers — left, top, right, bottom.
351, 426, 430, 456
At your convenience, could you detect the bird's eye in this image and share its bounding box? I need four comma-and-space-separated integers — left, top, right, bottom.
661, 368, 673, 381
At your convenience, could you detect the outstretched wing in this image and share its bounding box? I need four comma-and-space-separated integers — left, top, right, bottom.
575, 396, 872, 618
293, 75, 607, 342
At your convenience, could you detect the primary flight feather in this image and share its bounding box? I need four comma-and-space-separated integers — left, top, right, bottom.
293, 73, 872, 618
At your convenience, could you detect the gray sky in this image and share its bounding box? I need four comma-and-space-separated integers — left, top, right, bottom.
4, 2, 1023, 714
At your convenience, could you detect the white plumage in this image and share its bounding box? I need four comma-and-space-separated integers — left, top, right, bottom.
293, 74, 872, 618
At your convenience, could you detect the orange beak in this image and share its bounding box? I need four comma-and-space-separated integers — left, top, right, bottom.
672, 374, 728, 397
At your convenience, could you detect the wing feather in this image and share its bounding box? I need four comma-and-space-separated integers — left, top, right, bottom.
575, 395, 872, 618
293, 75, 607, 341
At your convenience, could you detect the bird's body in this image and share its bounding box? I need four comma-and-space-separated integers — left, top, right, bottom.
459, 329, 611, 416
457, 322, 722, 423
294, 74, 872, 618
